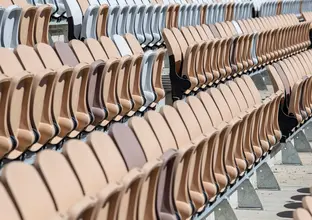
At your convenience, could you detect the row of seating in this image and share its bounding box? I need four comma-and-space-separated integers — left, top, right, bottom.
0, 68, 282, 219
163, 14, 311, 99
259, 0, 302, 17
0, 0, 52, 47
65, 0, 254, 48
266, 50, 312, 134
0, 34, 165, 161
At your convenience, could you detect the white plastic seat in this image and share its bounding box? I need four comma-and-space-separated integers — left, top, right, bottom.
0, 5, 22, 48
63, 0, 99, 40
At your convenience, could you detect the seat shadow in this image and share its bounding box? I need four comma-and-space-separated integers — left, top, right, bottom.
276, 211, 293, 218
284, 202, 302, 209
291, 195, 308, 201
297, 188, 310, 194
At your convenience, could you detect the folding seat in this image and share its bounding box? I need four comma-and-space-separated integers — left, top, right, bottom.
12, 45, 63, 150
204, 3, 213, 24
0, 48, 36, 159
34, 149, 102, 219
144, 109, 198, 219
11, 0, 52, 45
97, 1, 120, 38
0, 162, 66, 220
162, 28, 199, 97
35, 43, 93, 136
128, 116, 178, 219
0, 181, 23, 220
238, 75, 283, 145
0, 5, 21, 48
99, 36, 146, 115
108, 123, 164, 220
174, 98, 232, 195
73, 0, 100, 39
64, 40, 111, 129
266, 63, 304, 125
293, 208, 312, 220
62, 139, 124, 220
84, 38, 134, 123
124, 33, 166, 107
179, 27, 209, 87
112, 35, 156, 112
86, 131, 145, 220
0, 75, 15, 159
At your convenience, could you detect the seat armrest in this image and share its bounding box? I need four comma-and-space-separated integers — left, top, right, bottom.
67, 196, 97, 220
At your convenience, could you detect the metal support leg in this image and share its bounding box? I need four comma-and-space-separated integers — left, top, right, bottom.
281, 141, 303, 165
293, 130, 312, 152
214, 199, 238, 220
237, 179, 263, 210
304, 121, 312, 142
256, 162, 280, 190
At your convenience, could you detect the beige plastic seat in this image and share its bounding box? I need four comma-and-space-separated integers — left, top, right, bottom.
0, 181, 23, 220
128, 116, 178, 219
86, 131, 144, 220
159, 105, 210, 215
100, 36, 145, 115
62, 140, 124, 220
35, 43, 91, 137
0, 48, 35, 159
124, 33, 166, 107
14, 45, 64, 149
173, 99, 221, 200
0, 162, 66, 220
293, 208, 312, 220
144, 110, 195, 219
11, 0, 52, 46
0, 75, 15, 159
85, 38, 136, 121
108, 123, 164, 220
162, 28, 199, 95
34, 149, 98, 220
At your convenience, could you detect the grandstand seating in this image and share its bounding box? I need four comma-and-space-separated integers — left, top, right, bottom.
1, 0, 312, 220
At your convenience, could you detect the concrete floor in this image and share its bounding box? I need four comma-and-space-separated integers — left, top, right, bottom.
233, 152, 312, 220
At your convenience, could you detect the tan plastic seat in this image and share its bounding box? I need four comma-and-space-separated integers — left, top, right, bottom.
62, 140, 124, 220
11, 0, 52, 46
173, 99, 220, 201
293, 208, 312, 220
0, 162, 66, 220
128, 116, 178, 219
34, 150, 98, 220
14, 45, 63, 149
108, 123, 163, 220
86, 131, 144, 220
162, 28, 199, 95
99, 36, 145, 116
35, 43, 92, 136
124, 33, 166, 107
85, 38, 134, 120
0, 181, 22, 220
0, 48, 35, 159
0, 75, 15, 159
144, 110, 195, 219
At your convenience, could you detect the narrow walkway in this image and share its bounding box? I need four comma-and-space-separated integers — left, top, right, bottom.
234, 152, 312, 219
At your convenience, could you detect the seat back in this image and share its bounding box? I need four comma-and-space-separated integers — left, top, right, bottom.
1, 162, 59, 220
34, 150, 86, 213
63, 140, 108, 196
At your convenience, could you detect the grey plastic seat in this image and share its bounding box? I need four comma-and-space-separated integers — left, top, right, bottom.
0, 5, 22, 48
63, 0, 99, 40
